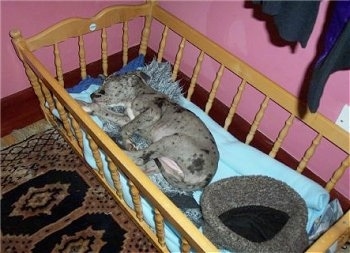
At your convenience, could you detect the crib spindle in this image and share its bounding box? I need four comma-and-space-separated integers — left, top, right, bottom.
205, 64, 225, 114
139, 15, 152, 56
70, 116, 84, 149
106, 157, 124, 199
40, 81, 56, 113
122, 22, 129, 66
24, 63, 47, 108
224, 79, 247, 130
297, 133, 322, 173
181, 238, 191, 253
326, 155, 350, 191
86, 135, 105, 177
154, 208, 166, 247
246, 96, 269, 145
269, 114, 295, 158
157, 26, 169, 62
101, 28, 108, 76
78, 36, 87, 80
172, 37, 186, 81
187, 51, 204, 101
54, 98, 76, 141
128, 180, 144, 221
53, 43, 64, 86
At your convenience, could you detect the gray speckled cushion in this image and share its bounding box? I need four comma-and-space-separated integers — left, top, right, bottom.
201, 175, 308, 253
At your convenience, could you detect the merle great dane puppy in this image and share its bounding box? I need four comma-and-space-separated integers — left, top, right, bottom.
79, 72, 219, 191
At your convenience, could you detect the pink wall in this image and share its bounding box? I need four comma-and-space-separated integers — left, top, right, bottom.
1, 1, 349, 197
1, 0, 143, 98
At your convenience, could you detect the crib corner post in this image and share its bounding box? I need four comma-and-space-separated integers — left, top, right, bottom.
10, 29, 25, 59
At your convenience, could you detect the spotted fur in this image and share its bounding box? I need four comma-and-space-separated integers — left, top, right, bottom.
81, 72, 219, 191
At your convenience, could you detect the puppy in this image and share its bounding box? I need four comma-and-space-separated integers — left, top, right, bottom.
81, 72, 219, 191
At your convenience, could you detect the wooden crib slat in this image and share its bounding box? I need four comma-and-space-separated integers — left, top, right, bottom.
269, 114, 295, 158
40, 81, 56, 113
245, 96, 269, 145
70, 116, 84, 149
101, 28, 108, 76
187, 51, 204, 100
106, 157, 124, 199
181, 238, 191, 253
297, 133, 323, 173
172, 37, 186, 81
326, 155, 350, 192
157, 26, 169, 62
205, 64, 225, 114
306, 211, 350, 252
54, 98, 76, 141
139, 14, 152, 56
86, 134, 105, 177
78, 36, 87, 79
122, 21, 129, 66
154, 208, 166, 247
24, 62, 47, 107
224, 79, 247, 130
128, 180, 144, 221
53, 43, 64, 86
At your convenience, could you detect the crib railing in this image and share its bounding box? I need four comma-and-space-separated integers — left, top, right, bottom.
151, 3, 349, 193
10, 0, 349, 252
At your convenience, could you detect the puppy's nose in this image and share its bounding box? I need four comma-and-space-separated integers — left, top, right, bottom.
90, 93, 101, 99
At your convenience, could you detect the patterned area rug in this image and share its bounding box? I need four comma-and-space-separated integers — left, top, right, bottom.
1, 128, 157, 253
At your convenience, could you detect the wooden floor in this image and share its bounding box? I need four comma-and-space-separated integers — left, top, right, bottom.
1, 46, 348, 211
1, 88, 44, 137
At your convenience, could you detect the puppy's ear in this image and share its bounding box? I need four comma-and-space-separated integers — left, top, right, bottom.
138, 71, 151, 83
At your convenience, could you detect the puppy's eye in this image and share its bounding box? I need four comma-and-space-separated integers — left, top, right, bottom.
99, 89, 105, 95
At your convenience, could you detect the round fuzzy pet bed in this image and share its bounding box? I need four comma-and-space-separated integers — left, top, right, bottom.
201, 176, 308, 253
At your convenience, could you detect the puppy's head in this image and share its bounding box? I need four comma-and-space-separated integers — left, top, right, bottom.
90, 71, 150, 105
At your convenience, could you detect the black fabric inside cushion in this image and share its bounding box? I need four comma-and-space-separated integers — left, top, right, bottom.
219, 205, 290, 242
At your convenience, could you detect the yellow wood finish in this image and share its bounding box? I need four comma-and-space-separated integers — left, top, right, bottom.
78, 36, 87, 79
269, 114, 295, 158
106, 157, 124, 199
154, 208, 166, 247
205, 64, 224, 114
326, 156, 350, 192
187, 50, 204, 100
297, 133, 323, 173
172, 37, 186, 81
246, 96, 270, 145
306, 211, 350, 252
10, 1, 350, 252
157, 26, 168, 62
224, 79, 246, 130
122, 22, 129, 66
53, 43, 64, 86
139, 14, 152, 56
101, 28, 108, 76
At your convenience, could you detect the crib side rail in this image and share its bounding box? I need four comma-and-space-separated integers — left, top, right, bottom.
152, 4, 349, 154
11, 35, 219, 253
306, 210, 350, 252
25, 3, 152, 52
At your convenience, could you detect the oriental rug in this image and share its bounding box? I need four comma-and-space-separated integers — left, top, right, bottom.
1, 128, 157, 253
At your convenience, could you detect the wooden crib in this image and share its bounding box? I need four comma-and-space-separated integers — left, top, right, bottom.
10, 1, 349, 252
